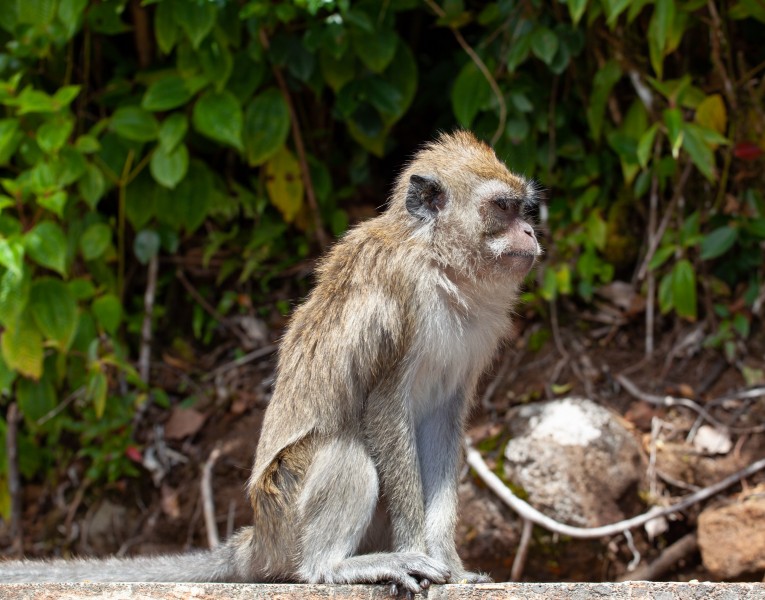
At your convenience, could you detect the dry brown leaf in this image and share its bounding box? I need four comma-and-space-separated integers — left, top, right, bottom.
164, 407, 206, 440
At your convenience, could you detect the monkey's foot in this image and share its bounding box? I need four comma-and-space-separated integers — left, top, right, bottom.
450, 570, 493, 584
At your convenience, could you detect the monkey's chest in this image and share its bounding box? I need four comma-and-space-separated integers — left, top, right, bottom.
409, 309, 505, 418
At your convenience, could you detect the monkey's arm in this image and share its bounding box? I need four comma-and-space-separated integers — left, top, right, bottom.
364, 378, 428, 554
417, 395, 491, 583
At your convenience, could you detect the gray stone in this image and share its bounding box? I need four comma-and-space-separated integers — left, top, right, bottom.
1, 582, 764, 600
503, 398, 645, 527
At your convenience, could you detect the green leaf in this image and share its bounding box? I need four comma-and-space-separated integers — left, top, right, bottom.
29, 277, 79, 351
17, 377, 56, 423
586, 60, 621, 141
150, 143, 189, 189
80, 222, 112, 261
352, 29, 398, 73
566, 0, 588, 25
53, 86, 80, 107
142, 76, 194, 112
92, 294, 122, 335
648, 244, 675, 271
174, 0, 216, 49
507, 25, 532, 72
77, 163, 106, 209
0, 266, 30, 326
134, 229, 161, 265
199, 38, 233, 91
1, 312, 44, 379
155, 0, 178, 54
265, 146, 304, 223
174, 161, 213, 232
531, 27, 558, 65
158, 113, 188, 152
0, 351, 16, 395
18, 0, 57, 25
192, 91, 243, 150
651, 0, 675, 54
603, 0, 631, 27
24, 221, 68, 276
86, 369, 108, 419
0, 237, 24, 276
681, 123, 716, 181
700, 226, 737, 260
37, 118, 74, 154
540, 266, 558, 301
75, 135, 100, 153
451, 62, 493, 129
663, 108, 683, 158
111, 106, 159, 142
637, 123, 659, 168
320, 48, 356, 92
0, 119, 22, 164
672, 259, 697, 320
243, 88, 290, 167
58, 0, 87, 38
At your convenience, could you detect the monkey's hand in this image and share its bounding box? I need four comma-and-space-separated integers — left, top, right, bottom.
373, 552, 449, 597
449, 570, 493, 584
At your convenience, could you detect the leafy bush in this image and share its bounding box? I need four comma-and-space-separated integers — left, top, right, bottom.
0, 0, 764, 511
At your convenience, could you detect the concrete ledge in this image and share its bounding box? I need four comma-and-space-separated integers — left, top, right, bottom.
1, 582, 764, 600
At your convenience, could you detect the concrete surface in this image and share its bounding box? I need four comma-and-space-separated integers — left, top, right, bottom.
0, 582, 764, 599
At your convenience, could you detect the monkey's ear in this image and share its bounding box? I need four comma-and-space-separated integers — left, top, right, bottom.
406, 174, 447, 220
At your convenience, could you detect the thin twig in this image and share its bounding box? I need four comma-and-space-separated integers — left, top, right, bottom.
138, 253, 159, 384
465, 444, 765, 539
201, 344, 279, 383
616, 374, 765, 434
623, 529, 641, 572
510, 518, 533, 582
617, 532, 698, 581
6, 403, 22, 556
643, 134, 663, 356
175, 269, 252, 349
636, 162, 693, 281
259, 29, 329, 250
201, 445, 223, 549
423, 0, 507, 146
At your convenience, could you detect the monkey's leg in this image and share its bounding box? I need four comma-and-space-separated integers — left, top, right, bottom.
417, 400, 492, 584
295, 437, 450, 593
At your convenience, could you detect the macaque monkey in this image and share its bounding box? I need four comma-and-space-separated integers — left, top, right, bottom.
1, 131, 540, 593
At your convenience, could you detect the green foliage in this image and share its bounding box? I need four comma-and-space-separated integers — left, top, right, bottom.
0, 0, 764, 505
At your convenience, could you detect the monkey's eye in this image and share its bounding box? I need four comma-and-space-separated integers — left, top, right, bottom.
493, 197, 510, 211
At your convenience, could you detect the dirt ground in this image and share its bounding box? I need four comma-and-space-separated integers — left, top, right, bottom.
2, 290, 764, 583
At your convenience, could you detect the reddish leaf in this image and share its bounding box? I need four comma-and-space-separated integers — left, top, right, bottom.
733, 142, 764, 161
125, 446, 143, 462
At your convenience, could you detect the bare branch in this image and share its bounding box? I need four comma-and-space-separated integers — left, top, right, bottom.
465, 444, 765, 540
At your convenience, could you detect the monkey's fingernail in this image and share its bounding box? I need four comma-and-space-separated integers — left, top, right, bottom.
406, 591, 414, 600
389, 584, 398, 597
420, 579, 430, 589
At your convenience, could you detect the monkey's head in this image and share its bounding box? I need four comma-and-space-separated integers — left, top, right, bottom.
394, 130, 541, 285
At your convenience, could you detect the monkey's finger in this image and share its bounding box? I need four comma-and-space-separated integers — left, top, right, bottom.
392, 574, 423, 595
404, 561, 450, 584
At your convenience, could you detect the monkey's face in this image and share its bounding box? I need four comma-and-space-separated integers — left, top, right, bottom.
476, 179, 540, 277
404, 169, 540, 281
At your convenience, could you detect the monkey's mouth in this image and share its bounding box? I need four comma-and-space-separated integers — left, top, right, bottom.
499, 250, 538, 273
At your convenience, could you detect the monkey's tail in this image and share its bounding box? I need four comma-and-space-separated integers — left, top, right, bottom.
0, 527, 258, 583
